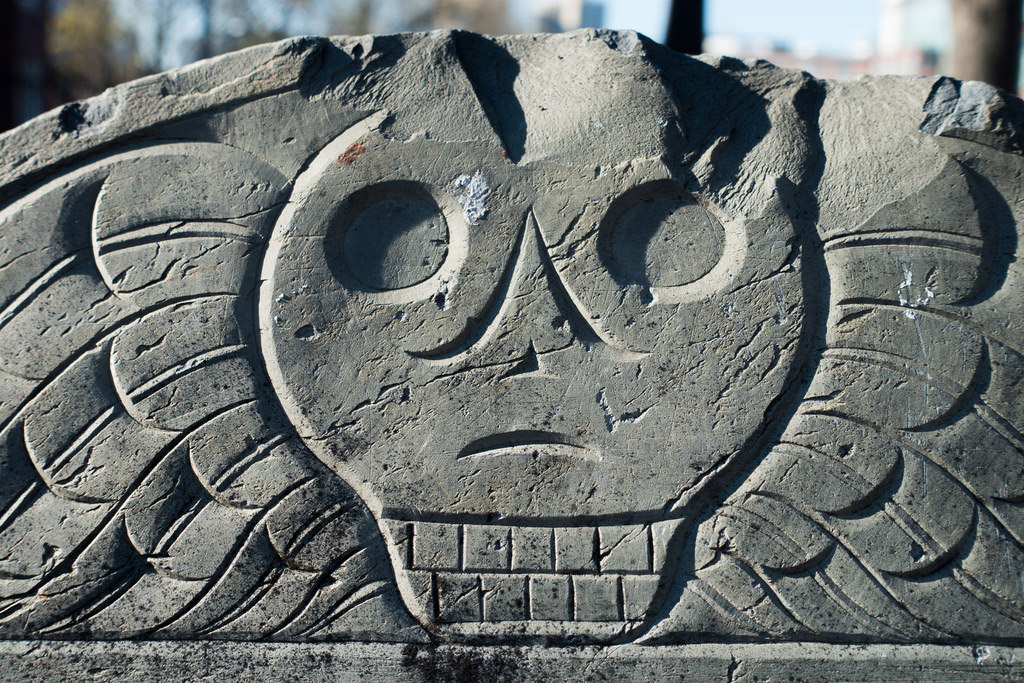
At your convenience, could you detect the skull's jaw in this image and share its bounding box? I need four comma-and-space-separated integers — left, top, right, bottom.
378, 516, 686, 642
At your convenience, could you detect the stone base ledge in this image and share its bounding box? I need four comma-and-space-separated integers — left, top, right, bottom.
1, 640, 1021, 681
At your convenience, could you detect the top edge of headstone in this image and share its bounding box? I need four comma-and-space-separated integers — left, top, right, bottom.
0, 28, 951, 193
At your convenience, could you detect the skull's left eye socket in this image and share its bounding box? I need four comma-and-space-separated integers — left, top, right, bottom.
329, 181, 449, 292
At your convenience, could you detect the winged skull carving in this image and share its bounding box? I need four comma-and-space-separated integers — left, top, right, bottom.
0, 30, 1022, 645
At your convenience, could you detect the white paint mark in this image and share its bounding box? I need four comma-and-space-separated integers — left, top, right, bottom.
897, 262, 935, 320
450, 171, 490, 225
898, 262, 915, 318
275, 284, 310, 303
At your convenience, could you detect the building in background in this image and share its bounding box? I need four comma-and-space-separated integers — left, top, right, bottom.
401, 0, 514, 35
537, 0, 604, 32
702, 33, 873, 80
874, 0, 951, 76
704, 0, 959, 84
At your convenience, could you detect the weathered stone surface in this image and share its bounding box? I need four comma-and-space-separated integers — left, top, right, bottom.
1, 28, 1024, 672
3, 641, 1024, 682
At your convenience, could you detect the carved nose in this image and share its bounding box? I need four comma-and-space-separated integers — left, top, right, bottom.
498, 211, 597, 355
410, 211, 645, 365
410, 212, 592, 362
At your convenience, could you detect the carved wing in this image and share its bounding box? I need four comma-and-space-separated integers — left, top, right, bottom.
649, 83, 1024, 642
0, 141, 421, 640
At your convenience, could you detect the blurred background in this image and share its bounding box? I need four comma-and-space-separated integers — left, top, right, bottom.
1, 0, 1022, 131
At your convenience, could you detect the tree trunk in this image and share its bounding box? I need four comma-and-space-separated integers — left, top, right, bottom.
951, 0, 1022, 92
665, 0, 703, 55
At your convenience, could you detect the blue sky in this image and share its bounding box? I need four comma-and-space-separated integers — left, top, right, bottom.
601, 0, 672, 41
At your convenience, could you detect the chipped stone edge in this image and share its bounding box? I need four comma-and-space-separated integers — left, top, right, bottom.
0, 35, 333, 190
1, 641, 1021, 681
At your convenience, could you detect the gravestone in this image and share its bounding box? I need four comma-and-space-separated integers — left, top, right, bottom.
1, 29, 1024, 680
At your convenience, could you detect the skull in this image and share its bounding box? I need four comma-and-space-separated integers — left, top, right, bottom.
260, 42, 810, 640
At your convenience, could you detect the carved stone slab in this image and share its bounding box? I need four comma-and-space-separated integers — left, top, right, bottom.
1, 28, 1024, 676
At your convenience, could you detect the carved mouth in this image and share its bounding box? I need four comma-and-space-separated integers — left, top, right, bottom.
456, 430, 600, 460
381, 515, 686, 632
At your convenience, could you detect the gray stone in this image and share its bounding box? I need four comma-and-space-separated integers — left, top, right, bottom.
1, 27, 1024, 675
2, 641, 1023, 681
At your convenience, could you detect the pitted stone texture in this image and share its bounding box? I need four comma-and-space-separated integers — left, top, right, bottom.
2, 641, 1023, 681
0, 29, 1023, 656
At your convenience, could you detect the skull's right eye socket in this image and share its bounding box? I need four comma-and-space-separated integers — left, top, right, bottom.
600, 180, 725, 289
330, 181, 450, 292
